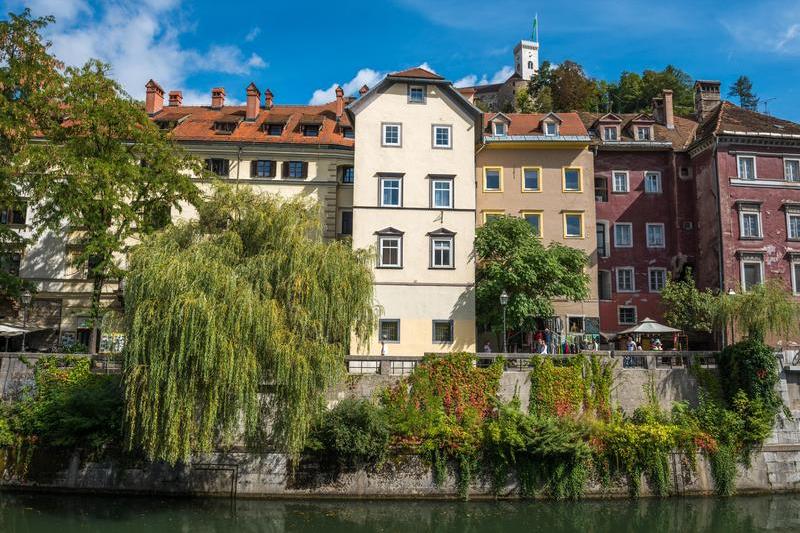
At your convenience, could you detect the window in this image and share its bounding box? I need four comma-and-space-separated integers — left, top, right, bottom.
285, 161, 305, 179
522, 167, 541, 192
493, 122, 507, 136
618, 306, 637, 325
544, 121, 558, 136
522, 211, 542, 237
738, 205, 762, 239
527, 60, 534, 69
432, 320, 454, 343
252, 160, 275, 178
785, 159, 800, 181
740, 254, 763, 291
302, 124, 320, 137
792, 259, 800, 295
788, 210, 800, 240
342, 166, 354, 184
408, 85, 425, 103
378, 236, 402, 267
603, 127, 618, 141
342, 127, 355, 139
431, 237, 453, 268
0, 204, 26, 225
637, 126, 652, 140
595, 177, 608, 202
644, 172, 662, 193
598, 270, 612, 300
0, 252, 21, 277
649, 268, 666, 292
597, 222, 608, 258
614, 223, 633, 248
482, 211, 504, 223
563, 212, 584, 238
568, 316, 584, 333
380, 177, 402, 207
617, 267, 635, 292
432, 125, 452, 148
484, 167, 502, 192
265, 123, 284, 136
737, 155, 756, 179
382, 123, 401, 147
646, 223, 665, 248
431, 179, 452, 209
563, 168, 582, 192
213, 121, 237, 134
205, 158, 229, 176
379, 319, 400, 343
612, 171, 629, 193
340, 211, 353, 236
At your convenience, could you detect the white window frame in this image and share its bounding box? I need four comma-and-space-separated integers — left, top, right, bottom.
644, 171, 662, 193
430, 236, 454, 269
614, 223, 633, 248
785, 158, 800, 182
646, 223, 665, 248
648, 267, 667, 293
738, 206, 762, 239
432, 124, 452, 149
618, 305, 637, 325
737, 154, 756, 179
493, 122, 507, 136
408, 85, 426, 104
616, 267, 635, 293
740, 255, 764, 292
381, 123, 402, 147
637, 126, 652, 141
596, 221, 610, 258
378, 235, 402, 268
792, 258, 800, 295
431, 178, 453, 209
380, 177, 402, 207
603, 126, 618, 141
544, 121, 558, 136
787, 209, 800, 240
612, 171, 629, 193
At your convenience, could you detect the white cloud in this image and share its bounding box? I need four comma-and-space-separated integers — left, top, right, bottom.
309, 68, 386, 105
454, 74, 478, 88
13, 0, 267, 100
417, 62, 436, 73
721, 3, 800, 56
489, 65, 514, 84
245, 27, 261, 42
453, 66, 513, 88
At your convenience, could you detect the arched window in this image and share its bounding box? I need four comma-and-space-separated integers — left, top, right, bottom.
528, 61, 534, 70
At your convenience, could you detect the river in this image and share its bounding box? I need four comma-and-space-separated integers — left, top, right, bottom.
1, 492, 799, 532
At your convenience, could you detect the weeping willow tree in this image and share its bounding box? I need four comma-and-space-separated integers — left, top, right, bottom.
716, 279, 800, 342
123, 185, 375, 464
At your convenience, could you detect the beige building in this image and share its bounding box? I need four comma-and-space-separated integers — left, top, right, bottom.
347, 68, 483, 356
476, 112, 599, 346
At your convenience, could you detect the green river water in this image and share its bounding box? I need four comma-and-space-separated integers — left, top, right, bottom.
1, 492, 799, 532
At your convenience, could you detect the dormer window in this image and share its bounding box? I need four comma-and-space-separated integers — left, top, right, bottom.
408, 85, 425, 104
493, 122, 507, 136
544, 122, 558, 136
342, 127, 354, 139
637, 126, 652, 141
603, 127, 618, 141
213, 121, 238, 134
155, 120, 176, 131
302, 124, 320, 137
264, 123, 284, 136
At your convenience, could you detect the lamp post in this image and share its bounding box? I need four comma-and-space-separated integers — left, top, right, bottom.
727, 288, 736, 345
20, 289, 32, 353
500, 290, 509, 353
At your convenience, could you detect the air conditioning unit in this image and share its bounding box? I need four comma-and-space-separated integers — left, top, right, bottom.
683, 221, 694, 230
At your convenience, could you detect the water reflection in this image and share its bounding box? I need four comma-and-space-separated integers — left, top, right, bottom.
1, 493, 799, 532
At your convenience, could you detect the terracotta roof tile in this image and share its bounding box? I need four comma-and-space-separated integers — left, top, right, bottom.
714, 101, 800, 136
389, 67, 444, 80
484, 112, 588, 136
578, 111, 697, 150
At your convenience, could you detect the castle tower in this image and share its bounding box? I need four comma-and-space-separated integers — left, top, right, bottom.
514, 39, 539, 81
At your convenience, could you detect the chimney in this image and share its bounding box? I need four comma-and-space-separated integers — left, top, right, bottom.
246, 82, 260, 121
168, 90, 182, 107
662, 89, 674, 130
335, 86, 344, 118
211, 87, 225, 109
359, 84, 369, 97
651, 97, 664, 124
264, 88, 274, 109
145, 79, 164, 116
694, 80, 721, 120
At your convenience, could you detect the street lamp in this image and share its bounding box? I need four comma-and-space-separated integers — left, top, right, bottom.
20, 289, 32, 353
500, 290, 509, 353
727, 288, 736, 344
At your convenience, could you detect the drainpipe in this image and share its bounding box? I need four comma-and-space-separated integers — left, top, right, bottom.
711, 137, 726, 347
235, 145, 242, 192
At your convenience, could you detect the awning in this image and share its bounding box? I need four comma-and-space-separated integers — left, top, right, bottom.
0, 323, 49, 337
618, 317, 682, 335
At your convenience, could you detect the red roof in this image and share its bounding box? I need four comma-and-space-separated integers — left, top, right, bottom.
389, 67, 444, 80
484, 112, 588, 137
149, 100, 354, 147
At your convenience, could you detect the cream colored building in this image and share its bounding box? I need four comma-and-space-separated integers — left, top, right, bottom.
476, 112, 599, 346
347, 68, 482, 356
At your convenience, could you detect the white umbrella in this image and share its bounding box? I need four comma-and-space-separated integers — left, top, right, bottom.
618, 317, 682, 335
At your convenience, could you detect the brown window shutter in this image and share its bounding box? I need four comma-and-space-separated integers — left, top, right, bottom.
302, 162, 308, 178
250, 160, 257, 177
282, 161, 289, 177
269, 160, 277, 177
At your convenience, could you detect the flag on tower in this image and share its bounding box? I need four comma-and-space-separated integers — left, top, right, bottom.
532, 14, 539, 42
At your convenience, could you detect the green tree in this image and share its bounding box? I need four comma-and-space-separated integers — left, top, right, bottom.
123, 186, 376, 463
475, 216, 589, 337
549, 61, 597, 112
728, 75, 759, 111
660, 269, 715, 334
609, 71, 644, 112
608, 66, 694, 114
25, 60, 201, 353
526, 60, 554, 112
0, 10, 62, 301
717, 279, 800, 342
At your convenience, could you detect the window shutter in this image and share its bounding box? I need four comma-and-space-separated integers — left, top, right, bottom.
282, 161, 289, 177
250, 160, 257, 177
302, 162, 308, 178
269, 160, 276, 177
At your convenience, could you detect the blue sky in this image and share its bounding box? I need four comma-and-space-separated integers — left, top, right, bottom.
6, 0, 800, 121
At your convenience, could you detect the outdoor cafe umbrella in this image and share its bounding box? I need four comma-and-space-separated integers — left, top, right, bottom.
0, 323, 46, 352
618, 317, 681, 336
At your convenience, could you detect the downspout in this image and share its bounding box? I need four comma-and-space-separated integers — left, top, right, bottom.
235, 145, 242, 192
670, 150, 681, 256
711, 137, 725, 347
